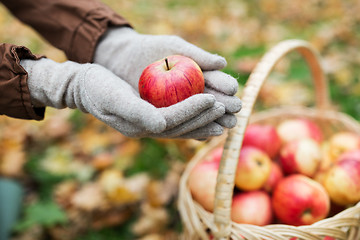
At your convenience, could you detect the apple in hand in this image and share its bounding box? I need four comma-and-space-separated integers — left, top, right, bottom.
188, 157, 220, 212
272, 174, 330, 226
235, 146, 272, 191
279, 138, 322, 177
231, 191, 273, 226
139, 55, 204, 107
263, 161, 284, 192
243, 124, 282, 158
276, 118, 323, 144
323, 155, 360, 206
327, 131, 360, 162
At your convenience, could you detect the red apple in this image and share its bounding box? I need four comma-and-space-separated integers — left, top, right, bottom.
243, 124, 282, 158
188, 159, 220, 212
139, 55, 204, 107
279, 138, 322, 177
337, 149, 360, 162
313, 168, 328, 186
276, 118, 323, 144
235, 146, 272, 191
204, 147, 223, 163
323, 156, 360, 206
272, 174, 330, 226
323, 237, 335, 240
263, 161, 284, 192
231, 191, 273, 226
327, 131, 360, 162
317, 141, 334, 172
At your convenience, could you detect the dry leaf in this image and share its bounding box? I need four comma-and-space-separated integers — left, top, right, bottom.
0, 149, 26, 177
40, 148, 73, 176
147, 161, 184, 207
77, 127, 112, 154
259, 76, 312, 107
71, 183, 107, 211
91, 152, 115, 170
97, 169, 124, 193
107, 173, 149, 205
53, 181, 78, 209
97, 169, 149, 205
43, 114, 72, 139
91, 207, 133, 229
132, 203, 169, 236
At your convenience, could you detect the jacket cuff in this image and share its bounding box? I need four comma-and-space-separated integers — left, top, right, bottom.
67, 6, 131, 63
0, 43, 45, 120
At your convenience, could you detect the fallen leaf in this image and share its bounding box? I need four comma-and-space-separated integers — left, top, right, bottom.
71, 183, 108, 211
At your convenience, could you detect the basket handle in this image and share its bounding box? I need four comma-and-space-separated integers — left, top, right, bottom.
213, 39, 330, 239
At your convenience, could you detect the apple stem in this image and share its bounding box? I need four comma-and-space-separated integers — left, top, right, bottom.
165, 58, 170, 70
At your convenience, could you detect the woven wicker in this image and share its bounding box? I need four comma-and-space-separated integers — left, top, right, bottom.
178, 39, 360, 240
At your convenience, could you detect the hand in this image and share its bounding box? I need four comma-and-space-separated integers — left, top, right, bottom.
21, 58, 227, 139
94, 27, 242, 129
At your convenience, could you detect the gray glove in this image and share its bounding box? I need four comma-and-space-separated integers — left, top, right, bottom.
21, 58, 226, 139
94, 27, 242, 128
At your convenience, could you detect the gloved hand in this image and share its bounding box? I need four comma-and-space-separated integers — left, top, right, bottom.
94, 27, 242, 128
21, 58, 227, 139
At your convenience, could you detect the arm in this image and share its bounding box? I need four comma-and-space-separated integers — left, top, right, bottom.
0, 0, 130, 120
0, 0, 130, 63
0, 0, 241, 138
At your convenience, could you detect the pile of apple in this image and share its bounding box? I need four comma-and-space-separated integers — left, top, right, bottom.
189, 118, 360, 230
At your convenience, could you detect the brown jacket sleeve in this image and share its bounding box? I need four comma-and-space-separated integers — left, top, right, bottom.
0, 44, 45, 120
0, 0, 131, 63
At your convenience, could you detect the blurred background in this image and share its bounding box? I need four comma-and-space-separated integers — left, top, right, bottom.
0, 0, 360, 239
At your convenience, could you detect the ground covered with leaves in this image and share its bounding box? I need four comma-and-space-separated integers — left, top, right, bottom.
1, 0, 360, 239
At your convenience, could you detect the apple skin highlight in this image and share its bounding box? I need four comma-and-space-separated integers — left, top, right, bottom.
139, 55, 204, 108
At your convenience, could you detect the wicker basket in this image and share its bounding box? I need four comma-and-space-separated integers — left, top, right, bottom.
178, 39, 360, 240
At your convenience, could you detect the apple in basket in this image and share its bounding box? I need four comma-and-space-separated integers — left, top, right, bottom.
263, 161, 284, 192
327, 131, 360, 162
272, 174, 330, 226
323, 152, 360, 206
279, 138, 322, 177
242, 123, 282, 158
188, 147, 223, 212
204, 146, 223, 163
336, 149, 360, 162
231, 190, 273, 226
276, 118, 323, 144
235, 146, 272, 191
138, 55, 204, 107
